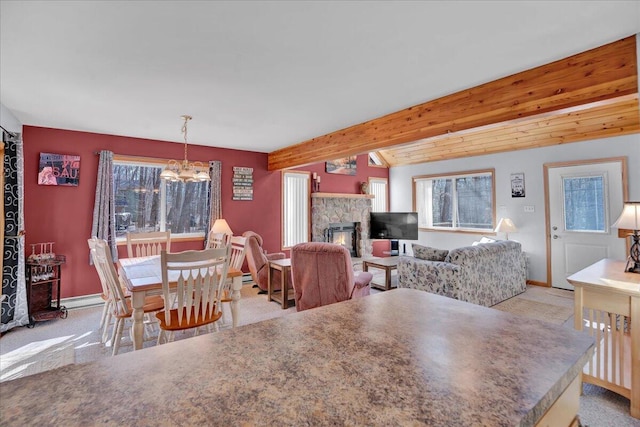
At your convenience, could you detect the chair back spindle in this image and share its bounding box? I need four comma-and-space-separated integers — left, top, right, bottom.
126, 231, 171, 258
160, 245, 231, 330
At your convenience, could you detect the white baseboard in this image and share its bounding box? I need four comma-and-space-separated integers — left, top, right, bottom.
60, 293, 104, 310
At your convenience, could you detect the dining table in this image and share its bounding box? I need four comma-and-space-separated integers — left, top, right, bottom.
118, 255, 243, 350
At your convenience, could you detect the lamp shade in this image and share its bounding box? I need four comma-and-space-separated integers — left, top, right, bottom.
495, 218, 517, 233
211, 219, 233, 236
612, 202, 640, 230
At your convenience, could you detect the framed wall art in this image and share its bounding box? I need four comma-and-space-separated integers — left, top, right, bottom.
38, 152, 80, 186
326, 156, 356, 175
510, 173, 525, 198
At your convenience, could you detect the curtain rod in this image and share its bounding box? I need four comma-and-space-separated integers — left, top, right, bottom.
94, 151, 178, 165
0, 125, 18, 137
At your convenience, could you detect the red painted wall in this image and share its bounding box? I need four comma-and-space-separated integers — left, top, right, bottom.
23, 126, 389, 298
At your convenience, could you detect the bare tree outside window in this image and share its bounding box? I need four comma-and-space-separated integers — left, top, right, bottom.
114, 163, 209, 237
414, 170, 494, 232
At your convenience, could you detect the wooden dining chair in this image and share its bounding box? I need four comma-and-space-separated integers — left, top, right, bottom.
89, 238, 164, 355
88, 237, 114, 343
126, 231, 171, 258
220, 236, 246, 325
206, 230, 231, 249
156, 245, 231, 344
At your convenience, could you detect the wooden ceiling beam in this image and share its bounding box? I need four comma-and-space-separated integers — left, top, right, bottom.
268, 36, 637, 171
379, 98, 639, 166
384, 96, 639, 154
376, 93, 638, 152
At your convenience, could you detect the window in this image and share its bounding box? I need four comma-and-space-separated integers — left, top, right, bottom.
368, 152, 388, 167
369, 177, 388, 212
413, 169, 494, 232
113, 158, 209, 239
562, 174, 607, 233
282, 171, 310, 248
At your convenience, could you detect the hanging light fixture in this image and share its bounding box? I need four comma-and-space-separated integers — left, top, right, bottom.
160, 115, 211, 182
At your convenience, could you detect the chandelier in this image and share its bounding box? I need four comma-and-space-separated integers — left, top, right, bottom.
160, 115, 211, 182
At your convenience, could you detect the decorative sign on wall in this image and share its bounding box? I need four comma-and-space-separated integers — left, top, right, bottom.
232, 166, 253, 200
38, 152, 80, 186
511, 173, 525, 198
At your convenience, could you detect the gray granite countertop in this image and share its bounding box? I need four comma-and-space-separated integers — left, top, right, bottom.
0, 288, 593, 426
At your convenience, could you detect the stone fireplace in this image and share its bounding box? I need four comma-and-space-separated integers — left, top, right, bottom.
311, 193, 373, 258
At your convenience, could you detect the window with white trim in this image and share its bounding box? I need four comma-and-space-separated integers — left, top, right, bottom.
113, 158, 209, 239
413, 169, 494, 232
282, 171, 310, 248
368, 152, 388, 167
369, 177, 388, 212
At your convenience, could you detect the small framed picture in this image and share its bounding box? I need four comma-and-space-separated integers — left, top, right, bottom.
326, 156, 357, 175
38, 152, 80, 186
511, 173, 525, 198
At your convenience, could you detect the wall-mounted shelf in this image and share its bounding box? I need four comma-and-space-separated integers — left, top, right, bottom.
312, 193, 374, 199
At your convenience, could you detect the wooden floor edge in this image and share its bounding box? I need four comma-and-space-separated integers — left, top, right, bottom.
527, 280, 549, 287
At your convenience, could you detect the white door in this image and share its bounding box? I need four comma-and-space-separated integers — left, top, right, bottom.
547, 160, 626, 290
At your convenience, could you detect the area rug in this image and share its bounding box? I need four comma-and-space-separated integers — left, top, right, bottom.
492, 297, 573, 325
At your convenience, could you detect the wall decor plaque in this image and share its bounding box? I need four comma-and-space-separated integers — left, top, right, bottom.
233, 166, 253, 200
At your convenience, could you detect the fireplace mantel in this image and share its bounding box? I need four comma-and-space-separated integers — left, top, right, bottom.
312, 192, 374, 199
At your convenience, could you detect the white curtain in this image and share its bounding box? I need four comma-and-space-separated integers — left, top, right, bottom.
283, 171, 310, 247
90, 150, 117, 261
1, 130, 29, 332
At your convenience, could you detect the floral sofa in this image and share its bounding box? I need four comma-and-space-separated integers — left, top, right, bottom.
397, 240, 527, 307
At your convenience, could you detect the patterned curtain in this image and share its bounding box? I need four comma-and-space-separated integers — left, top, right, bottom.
1, 130, 29, 332
90, 150, 117, 262
203, 160, 222, 248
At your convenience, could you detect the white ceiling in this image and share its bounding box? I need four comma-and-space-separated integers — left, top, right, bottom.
1, 1, 639, 153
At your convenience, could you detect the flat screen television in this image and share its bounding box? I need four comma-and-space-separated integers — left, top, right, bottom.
369, 212, 419, 240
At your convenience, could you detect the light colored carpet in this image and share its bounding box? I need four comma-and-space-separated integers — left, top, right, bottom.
544, 287, 575, 300
492, 296, 573, 325
0, 336, 75, 382
0, 284, 297, 368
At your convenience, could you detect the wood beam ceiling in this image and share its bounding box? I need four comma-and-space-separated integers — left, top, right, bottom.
268, 36, 638, 171
379, 94, 639, 166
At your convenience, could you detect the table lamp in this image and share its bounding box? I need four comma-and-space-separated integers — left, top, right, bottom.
209, 219, 233, 246
495, 218, 517, 240
612, 201, 640, 273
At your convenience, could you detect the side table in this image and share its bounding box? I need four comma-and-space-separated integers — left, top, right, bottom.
363, 256, 399, 291
267, 258, 295, 309
567, 258, 640, 419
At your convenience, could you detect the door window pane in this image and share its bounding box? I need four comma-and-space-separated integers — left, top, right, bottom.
563, 175, 606, 232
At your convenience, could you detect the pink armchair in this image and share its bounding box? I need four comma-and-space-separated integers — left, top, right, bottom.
243, 231, 288, 293
290, 242, 372, 312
